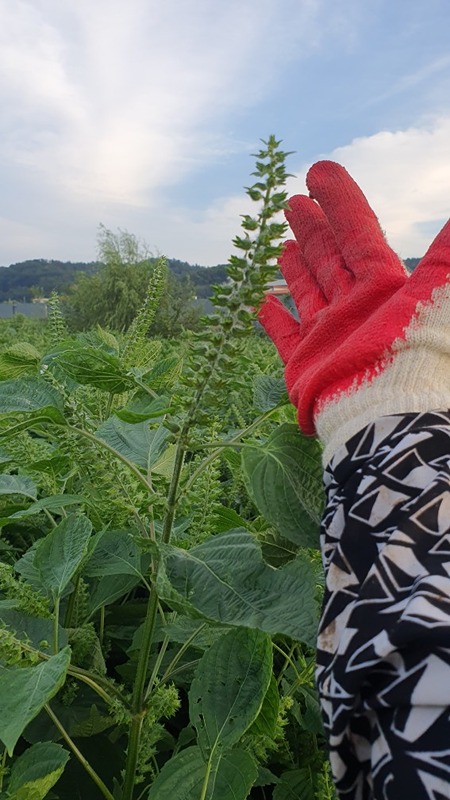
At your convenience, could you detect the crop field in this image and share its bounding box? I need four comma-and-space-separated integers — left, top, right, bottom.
0, 139, 335, 800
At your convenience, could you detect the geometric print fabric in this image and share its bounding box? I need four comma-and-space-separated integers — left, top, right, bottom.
317, 411, 450, 799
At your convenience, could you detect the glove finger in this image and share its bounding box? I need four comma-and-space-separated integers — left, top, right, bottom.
409, 217, 450, 296
258, 294, 302, 364
279, 240, 328, 321
306, 161, 406, 282
286, 194, 354, 301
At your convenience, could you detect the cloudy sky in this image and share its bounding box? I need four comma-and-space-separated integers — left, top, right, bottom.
1, 0, 449, 267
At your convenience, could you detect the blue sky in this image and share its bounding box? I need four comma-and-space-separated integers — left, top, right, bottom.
1, 0, 449, 267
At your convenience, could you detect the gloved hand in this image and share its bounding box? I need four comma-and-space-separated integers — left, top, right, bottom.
259, 161, 450, 463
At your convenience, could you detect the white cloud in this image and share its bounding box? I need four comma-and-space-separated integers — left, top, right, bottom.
0, 0, 325, 206
0, 0, 448, 267
287, 116, 450, 259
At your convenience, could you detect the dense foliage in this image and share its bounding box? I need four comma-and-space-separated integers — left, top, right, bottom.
0, 261, 100, 302
0, 256, 228, 305
0, 138, 335, 800
64, 234, 204, 337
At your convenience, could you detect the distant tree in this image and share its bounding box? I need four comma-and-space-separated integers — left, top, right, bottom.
150, 274, 202, 338
65, 226, 157, 331
65, 226, 202, 334
0, 259, 99, 302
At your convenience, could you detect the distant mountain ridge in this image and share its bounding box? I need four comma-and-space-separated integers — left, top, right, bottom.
0, 256, 421, 303
0, 258, 228, 302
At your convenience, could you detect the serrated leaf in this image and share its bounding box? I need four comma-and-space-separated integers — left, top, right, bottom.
95, 418, 170, 470
115, 392, 172, 423
0, 343, 41, 380
273, 768, 316, 800
93, 326, 120, 352
293, 684, 324, 735
0, 494, 90, 527
0, 646, 70, 754
54, 345, 130, 393
162, 617, 227, 649
142, 355, 182, 390
0, 474, 37, 499
157, 530, 318, 645
190, 627, 272, 757
83, 529, 145, 580
247, 674, 279, 739
87, 574, 142, 617
148, 745, 257, 800
211, 505, 250, 533
253, 375, 288, 411
241, 424, 324, 548
0, 378, 65, 423
34, 515, 92, 600
0, 447, 13, 465
7, 741, 70, 799
259, 528, 299, 568
151, 443, 177, 479
0, 609, 68, 650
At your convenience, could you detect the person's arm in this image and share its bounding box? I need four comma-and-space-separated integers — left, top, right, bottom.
259, 162, 450, 799
259, 160, 450, 465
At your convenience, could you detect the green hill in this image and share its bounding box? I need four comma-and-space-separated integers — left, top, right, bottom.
0, 258, 228, 302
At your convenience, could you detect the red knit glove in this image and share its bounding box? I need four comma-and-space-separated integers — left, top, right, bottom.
259, 161, 450, 463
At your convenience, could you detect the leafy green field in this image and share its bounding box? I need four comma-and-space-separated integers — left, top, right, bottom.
0, 139, 335, 800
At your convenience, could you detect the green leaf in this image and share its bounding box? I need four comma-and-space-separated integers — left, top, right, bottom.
162, 617, 227, 649
158, 530, 318, 645
141, 355, 183, 390
151, 443, 177, 479
95, 418, 170, 470
0, 494, 90, 527
87, 574, 142, 617
115, 392, 172, 423
23, 687, 114, 744
253, 375, 288, 412
189, 627, 272, 757
210, 505, 250, 533
247, 674, 279, 739
0, 378, 65, 423
0, 343, 41, 380
0, 447, 13, 465
83, 529, 146, 580
148, 746, 257, 800
241, 424, 324, 548
54, 345, 130, 393
0, 646, 71, 754
7, 741, 70, 799
90, 326, 120, 352
34, 515, 92, 600
293, 685, 324, 735
273, 768, 316, 800
0, 474, 37, 499
258, 528, 299, 568
0, 609, 68, 650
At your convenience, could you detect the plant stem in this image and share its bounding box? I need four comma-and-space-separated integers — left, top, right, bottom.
146, 634, 170, 698
66, 424, 156, 495
181, 407, 279, 497
0, 747, 7, 793
159, 623, 206, 685
53, 597, 60, 654
122, 430, 189, 796
161, 430, 188, 544
99, 605, 105, 647
272, 641, 301, 684
105, 392, 114, 419
45, 703, 115, 800
121, 584, 159, 800
199, 753, 214, 800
